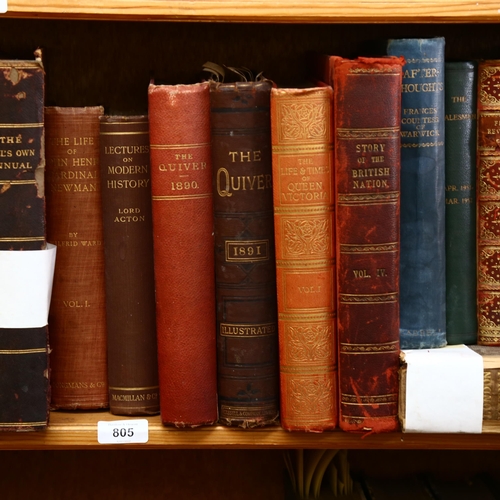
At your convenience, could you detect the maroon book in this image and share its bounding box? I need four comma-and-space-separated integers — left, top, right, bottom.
331, 56, 403, 433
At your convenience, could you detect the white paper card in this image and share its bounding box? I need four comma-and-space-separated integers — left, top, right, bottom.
0, 243, 57, 328
0, 1, 6, 14
97, 419, 149, 444
401, 345, 483, 433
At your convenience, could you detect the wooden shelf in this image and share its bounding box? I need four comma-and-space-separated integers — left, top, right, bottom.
3, 0, 500, 23
0, 412, 499, 450
0, 2, 497, 459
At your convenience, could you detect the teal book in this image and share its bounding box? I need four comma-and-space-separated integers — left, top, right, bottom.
386, 37, 447, 349
444, 61, 478, 345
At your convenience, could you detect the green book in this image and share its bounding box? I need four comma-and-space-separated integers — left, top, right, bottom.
444, 61, 478, 345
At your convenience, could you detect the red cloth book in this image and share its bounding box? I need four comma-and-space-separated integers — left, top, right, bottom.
148, 82, 218, 426
331, 56, 403, 432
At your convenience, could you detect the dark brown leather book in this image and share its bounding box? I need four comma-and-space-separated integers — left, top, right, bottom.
332, 56, 403, 432
210, 79, 280, 427
477, 60, 500, 346
0, 56, 45, 250
0, 53, 50, 430
99, 115, 159, 416
45, 106, 109, 410
148, 82, 218, 426
0, 326, 50, 431
270, 86, 338, 432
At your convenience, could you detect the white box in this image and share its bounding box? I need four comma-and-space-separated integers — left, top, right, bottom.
399, 345, 483, 433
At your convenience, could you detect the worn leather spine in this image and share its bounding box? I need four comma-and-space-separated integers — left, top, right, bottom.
444, 62, 478, 345
99, 115, 159, 415
45, 106, 108, 409
271, 86, 337, 432
477, 61, 500, 345
0, 327, 50, 431
334, 56, 403, 433
0, 55, 49, 431
0, 57, 46, 251
210, 80, 279, 427
387, 37, 447, 349
148, 82, 218, 426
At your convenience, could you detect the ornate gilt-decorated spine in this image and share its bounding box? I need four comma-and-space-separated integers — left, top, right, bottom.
210, 80, 279, 427
270, 86, 337, 432
0, 54, 50, 431
99, 115, 159, 416
333, 56, 403, 433
45, 106, 108, 409
477, 61, 500, 345
148, 82, 218, 426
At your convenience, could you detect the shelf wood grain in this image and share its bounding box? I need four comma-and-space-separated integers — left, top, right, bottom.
4, 0, 500, 23
0, 412, 500, 450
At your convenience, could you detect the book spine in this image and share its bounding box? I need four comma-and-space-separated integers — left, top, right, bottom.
468, 345, 500, 420
148, 82, 218, 426
45, 106, 108, 409
270, 86, 337, 432
0, 56, 49, 431
210, 80, 279, 427
334, 56, 403, 433
477, 61, 500, 346
0, 327, 50, 431
387, 37, 447, 349
0, 58, 46, 251
99, 115, 160, 416
444, 61, 478, 345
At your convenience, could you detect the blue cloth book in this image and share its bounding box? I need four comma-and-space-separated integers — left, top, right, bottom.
386, 37, 447, 349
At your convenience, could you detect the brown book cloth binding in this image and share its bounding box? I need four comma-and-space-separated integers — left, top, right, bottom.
477, 61, 500, 346
210, 79, 280, 427
148, 82, 218, 426
45, 106, 108, 410
99, 115, 159, 416
271, 86, 338, 432
0, 54, 50, 431
332, 56, 403, 432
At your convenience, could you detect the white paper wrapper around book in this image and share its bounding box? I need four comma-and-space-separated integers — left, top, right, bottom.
0, 243, 57, 328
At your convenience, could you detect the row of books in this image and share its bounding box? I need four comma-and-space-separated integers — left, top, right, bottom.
0, 36, 496, 433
